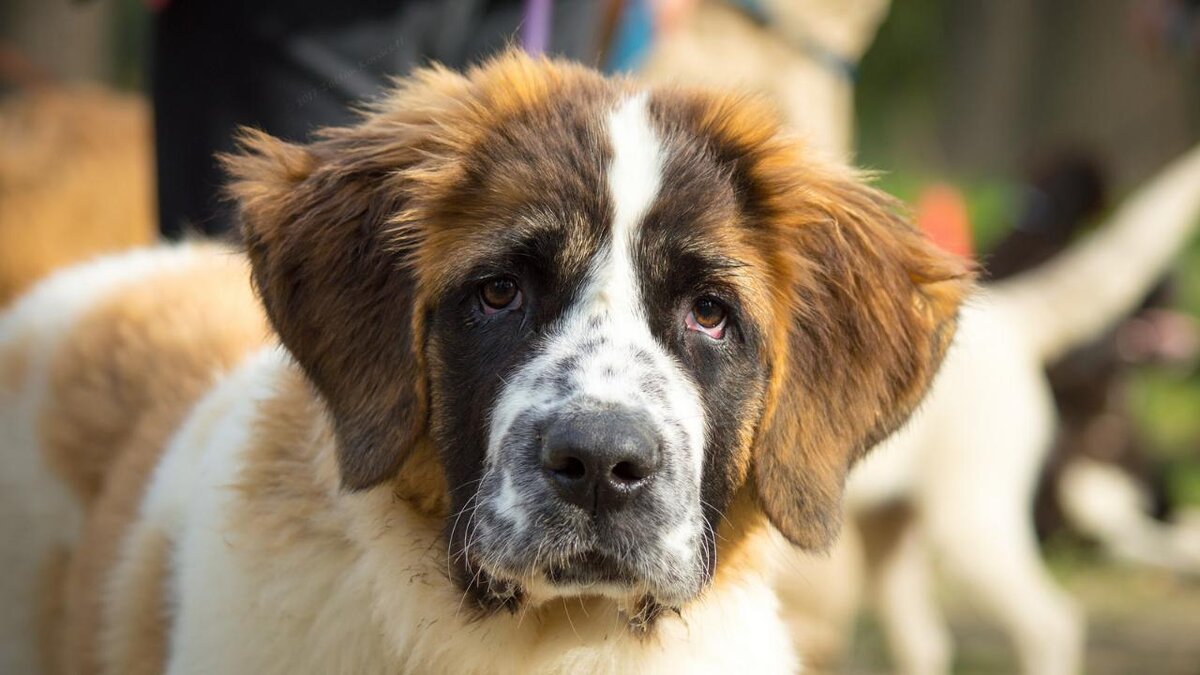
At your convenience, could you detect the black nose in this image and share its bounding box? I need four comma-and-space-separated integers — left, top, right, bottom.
540, 405, 662, 514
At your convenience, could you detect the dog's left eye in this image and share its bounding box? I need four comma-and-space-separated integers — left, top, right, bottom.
686, 296, 727, 339
479, 277, 523, 314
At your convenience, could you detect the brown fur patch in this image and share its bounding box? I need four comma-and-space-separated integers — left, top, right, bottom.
1, 328, 33, 392
856, 501, 917, 571
36, 546, 69, 675
650, 88, 972, 550
38, 248, 268, 673
709, 490, 772, 589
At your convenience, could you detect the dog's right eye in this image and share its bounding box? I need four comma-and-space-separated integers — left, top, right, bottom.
479, 278, 523, 314
686, 296, 728, 339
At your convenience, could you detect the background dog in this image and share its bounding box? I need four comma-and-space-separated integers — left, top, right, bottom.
840, 143, 1200, 675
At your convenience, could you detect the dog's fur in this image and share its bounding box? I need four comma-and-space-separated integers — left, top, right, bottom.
0, 53, 970, 674
640, 0, 891, 162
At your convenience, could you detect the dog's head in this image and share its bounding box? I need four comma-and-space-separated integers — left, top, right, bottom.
226, 53, 970, 618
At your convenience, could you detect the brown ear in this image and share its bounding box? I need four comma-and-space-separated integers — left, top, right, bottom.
223, 128, 430, 490
755, 172, 973, 550
222, 54, 591, 490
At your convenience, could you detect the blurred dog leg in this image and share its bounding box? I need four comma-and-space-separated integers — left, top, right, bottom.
923, 480, 1083, 675
912, 308, 1084, 675
859, 503, 952, 675
771, 524, 864, 673
1059, 457, 1200, 574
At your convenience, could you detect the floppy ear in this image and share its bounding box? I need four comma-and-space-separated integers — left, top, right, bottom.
223, 128, 430, 490
222, 62, 482, 489
222, 53, 593, 491
754, 172, 973, 550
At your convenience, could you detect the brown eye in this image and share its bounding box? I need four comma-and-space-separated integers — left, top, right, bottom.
692, 296, 726, 330
480, 278, 521, 312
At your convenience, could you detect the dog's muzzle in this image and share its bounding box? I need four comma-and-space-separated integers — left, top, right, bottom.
540, 404, 662, 516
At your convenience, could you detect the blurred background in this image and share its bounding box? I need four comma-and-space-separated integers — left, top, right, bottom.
1, 0, 1198, 672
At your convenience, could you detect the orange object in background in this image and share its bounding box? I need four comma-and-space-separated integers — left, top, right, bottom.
915, 182, 974, 259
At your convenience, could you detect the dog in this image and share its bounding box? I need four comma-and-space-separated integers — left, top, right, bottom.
835, 144, 1200, 675
988, 153, 1200, 574
640, 0, 891, 161
0, 52, 971, 674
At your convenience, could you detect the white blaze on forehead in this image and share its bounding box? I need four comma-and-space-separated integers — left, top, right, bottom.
587, 92, 663, 317
476, 92, 710, 590
484, 92, 705, 483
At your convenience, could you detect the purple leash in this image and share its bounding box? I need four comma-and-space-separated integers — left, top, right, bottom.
522, 0, 553, 56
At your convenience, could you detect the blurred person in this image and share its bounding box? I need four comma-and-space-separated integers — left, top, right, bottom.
1134, 0, 1200, 57
151, 0, 603, 239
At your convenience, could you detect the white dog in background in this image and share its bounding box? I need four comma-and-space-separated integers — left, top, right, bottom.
840, 145, 1200, 675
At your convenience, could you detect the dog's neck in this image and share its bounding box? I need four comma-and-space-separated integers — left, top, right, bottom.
330, 463, 790, 672
247, 346, 789, 669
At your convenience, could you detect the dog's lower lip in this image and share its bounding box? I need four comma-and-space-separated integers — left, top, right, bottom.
544, 550, 633, 585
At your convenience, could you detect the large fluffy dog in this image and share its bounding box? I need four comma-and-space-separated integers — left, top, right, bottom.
0, 53, 970, 674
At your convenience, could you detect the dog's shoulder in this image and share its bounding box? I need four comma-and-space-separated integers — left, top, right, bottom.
134, 347, 402, 673
0, 244, 269, 673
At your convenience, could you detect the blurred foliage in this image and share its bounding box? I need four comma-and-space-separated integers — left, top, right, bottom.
871, 171, 1020, 252
1128, 252, 1200, 508
854, 0, 950, 174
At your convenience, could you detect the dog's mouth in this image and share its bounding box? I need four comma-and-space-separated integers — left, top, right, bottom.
463, 546, 676, 633
466, 545, 640, 591
453, 468, 710, 617
542, 549, 636, 586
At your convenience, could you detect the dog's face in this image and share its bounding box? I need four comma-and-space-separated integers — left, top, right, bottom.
228, 54, 969, 618
427, 93, 771, 608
